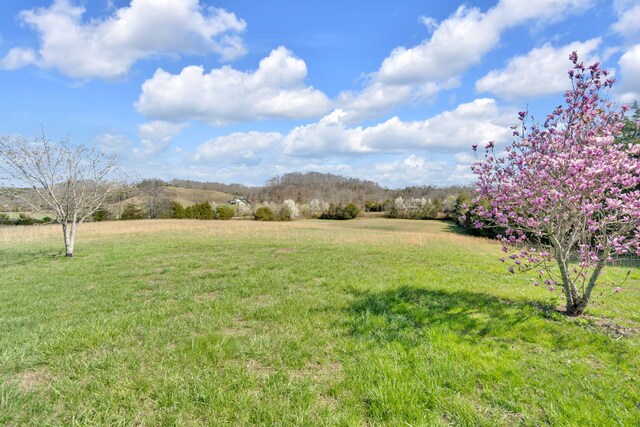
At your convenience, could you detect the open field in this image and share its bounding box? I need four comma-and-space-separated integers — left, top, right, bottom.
1, 219, 639, 425
158, 186, 235, 206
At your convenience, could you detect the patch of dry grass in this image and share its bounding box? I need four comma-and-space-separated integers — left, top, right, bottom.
0, 218, 499, 253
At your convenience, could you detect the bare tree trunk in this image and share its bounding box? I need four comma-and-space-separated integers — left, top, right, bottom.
550, 235, 581, 314
61, 221, 76, 257
572, 257, 607, 315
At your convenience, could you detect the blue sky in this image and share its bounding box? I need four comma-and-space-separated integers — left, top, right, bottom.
1, 0, 639, 188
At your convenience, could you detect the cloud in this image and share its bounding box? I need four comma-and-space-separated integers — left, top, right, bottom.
377, 6, 500, 86
0, 0, 246, 79
617, 44, 640, 104
0, 48, 37, 70
194, 131, 283, 165
135, 121, 187, 156
364, 98, 513, 151
611, 1, 640, 40
336, 83, 413, 123
364, 155, 471, 187
339, 0, 593, 120
95, 133, 133, 155
376, 0, 593, 86
136, 46, 331, 125
284, 98, 513, 157
475, 38, 601, 99
284, 109, 369, 157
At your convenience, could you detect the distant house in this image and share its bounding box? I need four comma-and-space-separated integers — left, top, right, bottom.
227, 197, 249, 205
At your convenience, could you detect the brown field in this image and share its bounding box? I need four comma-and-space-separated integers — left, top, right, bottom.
160, 186, 235, 205
2, 218, 492, 250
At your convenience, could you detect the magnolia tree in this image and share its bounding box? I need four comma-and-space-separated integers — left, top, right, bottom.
0, 135, 122, 257
471, 53, 640, 315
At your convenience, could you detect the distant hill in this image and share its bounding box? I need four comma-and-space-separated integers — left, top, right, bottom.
160, 186, 234, 205
2, 172, 469, 218
145, 172, 468, 205
250, 172, 388, 204
106, 185, 235, 218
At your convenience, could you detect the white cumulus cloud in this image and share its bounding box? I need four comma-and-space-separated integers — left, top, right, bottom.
284, 98, 513, 157
95, 133, 133, 155
284, 109, 369, 157
194, 131, 283, 165
376, 0, 593, 86
0, 0, 246, 79
475, 38, 601, 99
336, 83, 413, 123
136, 120, 187, 156
339, 0, 593, 120
363, 98, 513, 151
0, 48, 38, 70
611, 1, 640, 40
617, 44, 640, 104
136, 46, 331, 125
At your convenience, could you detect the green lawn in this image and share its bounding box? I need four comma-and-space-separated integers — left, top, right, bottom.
1, 219, 638, 426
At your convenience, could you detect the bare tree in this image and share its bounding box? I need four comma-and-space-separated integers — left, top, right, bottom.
139, 178, 168, 219
0, 135, 122, 257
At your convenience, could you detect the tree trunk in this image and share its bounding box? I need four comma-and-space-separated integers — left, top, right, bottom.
563, 255, 608, 316
61, 221, 76, 257
550, 236, 580, 314
565, 299, 586, 316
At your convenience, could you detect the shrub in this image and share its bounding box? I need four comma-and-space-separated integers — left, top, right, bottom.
364, 201, 383, 212
254, 206, 275, 221
216, 205, 235, 220
92, 208, 110, 222
278, 206, 293, 221
0, 213, 10, 224
120, 204, 146, 220
319, 203, 360, 220
189, 202, 214, 220
170, 201, 186, 219
344, 203, 360, 219
15, 213, 39, 225
42, 216, 53, 223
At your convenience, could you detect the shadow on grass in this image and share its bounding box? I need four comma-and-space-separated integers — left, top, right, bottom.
0, 249, 64, 268
344, 286, 612, 351
442, 222, 640, 268
442, 221, 497, 240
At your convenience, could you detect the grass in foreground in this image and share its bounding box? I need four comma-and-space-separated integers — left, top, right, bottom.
1, 219, 639, 426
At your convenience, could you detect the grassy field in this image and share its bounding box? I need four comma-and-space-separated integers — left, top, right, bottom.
1, 219, 639, 426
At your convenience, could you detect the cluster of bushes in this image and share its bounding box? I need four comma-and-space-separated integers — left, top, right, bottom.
319, 203, 360, 220
448, 191, 505, 238
253, 203, 298, 222
386, 201, 446, 220
216, 205, 235, 220
0, 213, 53, 226
254, 206, 275, 221
384, 196, 450, 220
170, 202, 214, 220
120, 204, 146, 220
170, 201, 235, 220
363, 201, 386, 212
92, 208, 110, 222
